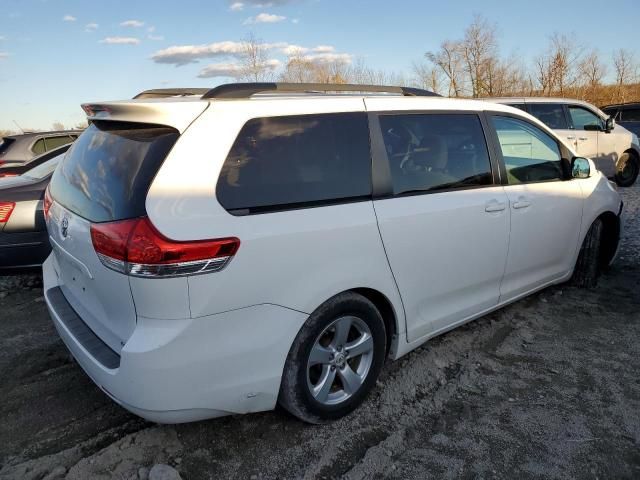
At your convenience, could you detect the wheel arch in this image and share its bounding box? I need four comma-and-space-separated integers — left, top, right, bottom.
597, 210, 621, 268
350, 287, 399, 358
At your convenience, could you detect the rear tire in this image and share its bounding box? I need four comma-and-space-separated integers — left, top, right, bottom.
615, 151, 639, 187
278, 292, 386, 424
571, 218, 603, 288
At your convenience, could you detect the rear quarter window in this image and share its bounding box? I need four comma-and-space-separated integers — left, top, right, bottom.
49, 121, 179, 223
216, 112, 371, 214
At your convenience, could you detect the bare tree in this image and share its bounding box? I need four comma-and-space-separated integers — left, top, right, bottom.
535, 33, 583, 96
238, 32, 275, 82
52, 121, 65, 131
613, 49, 637, 102
426, 40, 465, 97
412, 60, 442, 94
461, 14, 499, 97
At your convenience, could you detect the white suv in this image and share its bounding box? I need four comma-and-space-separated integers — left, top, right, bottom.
488, 97, 640, 187
43, 83, 624, 424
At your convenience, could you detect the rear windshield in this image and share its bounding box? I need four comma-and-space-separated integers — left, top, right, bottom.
49, 121, 179, 222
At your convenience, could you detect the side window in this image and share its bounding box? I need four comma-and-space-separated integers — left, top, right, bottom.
217, 112, 371, 213
527, 103, 569, 129
568, 106, 603, 130
507, 104, 527, 112
624, 109, 640, 121
32, 138, 46, 155
378, 114, 493, 195
44, 135, 74, 151
491, 116, 564, 185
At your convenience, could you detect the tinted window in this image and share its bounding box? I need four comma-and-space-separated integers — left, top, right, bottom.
217, 113, 371, 213
50, 121, 179, 222
507, 104, 527, 112
492, 116, 564, 184
44, 135, 73, 151
32, 138, 46, 155
0, 138, 15, 156
378, 114, 493, 195
527, 103, 569, 129
623, 108, 640, 122
568, 106, 603, 130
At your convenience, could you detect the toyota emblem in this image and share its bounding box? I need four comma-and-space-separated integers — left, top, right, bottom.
61, 216, 69, 239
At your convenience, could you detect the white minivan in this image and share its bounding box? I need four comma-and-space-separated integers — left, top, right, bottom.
489, 97, 640, 187
44, 83, 624, 424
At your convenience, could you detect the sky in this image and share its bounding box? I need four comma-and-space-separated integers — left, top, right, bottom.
0, 0, 639, 131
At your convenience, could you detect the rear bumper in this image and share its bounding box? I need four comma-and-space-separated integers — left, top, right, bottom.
43, 255, 307, 423
0, 230, 50, 270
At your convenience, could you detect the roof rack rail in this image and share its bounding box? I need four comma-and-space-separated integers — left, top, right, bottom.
133, 88, 211, 99
201, 82, 440, 99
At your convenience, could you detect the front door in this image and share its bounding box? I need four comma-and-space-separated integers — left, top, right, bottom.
368, 110, 510, 342
489, 114, 583, 300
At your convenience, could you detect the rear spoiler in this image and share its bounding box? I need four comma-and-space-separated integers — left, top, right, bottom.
81, 100, 209, 133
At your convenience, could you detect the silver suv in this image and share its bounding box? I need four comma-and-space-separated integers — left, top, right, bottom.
488, 97, 640, 187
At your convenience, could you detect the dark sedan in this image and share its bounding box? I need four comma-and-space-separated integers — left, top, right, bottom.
0, 130, 80, 173
0, 147, 68, 272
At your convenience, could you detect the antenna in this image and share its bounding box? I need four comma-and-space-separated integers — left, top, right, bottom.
12, 120, 24, 134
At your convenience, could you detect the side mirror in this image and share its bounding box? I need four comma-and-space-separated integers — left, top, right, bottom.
605, 116, 615, 132
572, 157, 591, 179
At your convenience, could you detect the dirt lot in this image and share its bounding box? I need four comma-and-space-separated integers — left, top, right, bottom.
1, 185, 639, 480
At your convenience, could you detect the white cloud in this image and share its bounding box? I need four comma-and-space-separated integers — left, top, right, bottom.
312, 45, 335, 54
197, 59, 280, 78
85, 23, 99, 32
120, 20, 144, 28
147, 26, 156, 33
243, 13, 286, 24
63, 15, 77, 22
151, 40, 248, 65
100, 36, 140, 45
0, 52, 8, 59
229, 2, 244, 11
148, 34, 164, 41
0, 36, 5, 41
303, 52, 353, 64
152, 41, 345, 66
291, 18, 299, 24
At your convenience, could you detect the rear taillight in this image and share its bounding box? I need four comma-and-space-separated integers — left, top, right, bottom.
90, 216, 240, 278
43, 186, 53, 220
0, 202, 15, 223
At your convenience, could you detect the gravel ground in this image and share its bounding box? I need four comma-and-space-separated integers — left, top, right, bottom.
1, 184, 639, 480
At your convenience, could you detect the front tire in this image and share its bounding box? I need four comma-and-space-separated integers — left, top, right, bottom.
615, 151, 639, 187
571, 218, 603, 288
278, 292, 386, 424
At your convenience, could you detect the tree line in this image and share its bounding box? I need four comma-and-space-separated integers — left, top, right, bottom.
243, 15, 639, 107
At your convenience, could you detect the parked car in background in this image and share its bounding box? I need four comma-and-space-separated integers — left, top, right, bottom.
488, 97, 640, 187
0, 130, 80, 172
0, 145, 69, 272
0, 142, 73, 178
44, 83, 623, 425
601, 102, 640, 138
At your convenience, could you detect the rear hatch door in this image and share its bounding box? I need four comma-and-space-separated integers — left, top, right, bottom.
47, 118, 187, 351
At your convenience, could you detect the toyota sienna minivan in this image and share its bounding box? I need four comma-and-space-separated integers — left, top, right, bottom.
44, 83, 624, 424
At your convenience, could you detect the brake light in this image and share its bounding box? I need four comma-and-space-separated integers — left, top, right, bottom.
43, 186, 53, 220
0, 202, 15, 223
90, 216, 240, 278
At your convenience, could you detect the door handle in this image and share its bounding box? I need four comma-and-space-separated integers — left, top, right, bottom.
566, 136, 576, 140
578, 137, 588, 141
485, 200, 506, 212
512, 196, 531, 209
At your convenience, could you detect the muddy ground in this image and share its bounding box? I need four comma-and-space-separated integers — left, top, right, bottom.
1, 184, 639, 480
